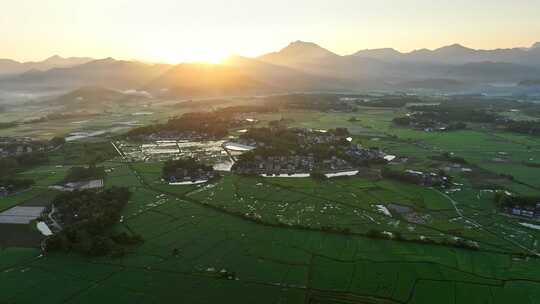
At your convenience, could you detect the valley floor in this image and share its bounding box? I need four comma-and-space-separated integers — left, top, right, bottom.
2, 99, 540, 303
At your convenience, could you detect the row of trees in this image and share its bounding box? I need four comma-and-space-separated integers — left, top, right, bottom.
395, 98, 540, 137
494, 192, 540, 208
127, 106, 274, 140
504, 121, 540, 136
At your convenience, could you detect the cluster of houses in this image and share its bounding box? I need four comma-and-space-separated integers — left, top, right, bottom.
502, 203, 540, 219
233, 154, 363, 176
232, 128, 390, 176
234, 155, 317, 176
346, 144, 387, 162
321, 156, 356, 172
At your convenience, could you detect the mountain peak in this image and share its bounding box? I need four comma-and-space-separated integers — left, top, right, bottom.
42, 55, 65, 64
353, 48, 402, 57
257, 40, 337, 66
279, 40, 337, 58
532, 42, 540, 49
288, 40, 321, 48
436, 43, 472, 52
46, 55, 63, 60
38, 55, 94, 67
92, 57, 116, 63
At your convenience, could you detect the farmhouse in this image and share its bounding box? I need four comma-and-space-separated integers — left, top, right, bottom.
503, 203, 540, 219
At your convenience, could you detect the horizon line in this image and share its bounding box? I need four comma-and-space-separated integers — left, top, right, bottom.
3, 39, 540, 65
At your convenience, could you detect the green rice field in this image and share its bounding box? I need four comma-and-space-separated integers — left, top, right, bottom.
1, 105, 540, 303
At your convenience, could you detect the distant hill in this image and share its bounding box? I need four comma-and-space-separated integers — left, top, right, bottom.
1, 58, 171, 91
352, 48, 402, 60
0, 59, 28, 75
27, 55, 94, 70
147, 56, 354, 98
146, 63, 272, 97
258, 41, 339, 68
443, 62, 540, 82
222, 55, 351, 91
49, 87, 126, 105
0, 55, 94, 76
3, 40, 540, 95
396, 78, 467, 90
0, 54, 352, 97
519, 80, 540, 86
353, 42, 540, 65
45, 86, 151, 112
257, 41, 394, 87
257, 41, 540, 88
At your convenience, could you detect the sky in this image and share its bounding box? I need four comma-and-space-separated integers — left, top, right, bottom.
1, 0, 540, 63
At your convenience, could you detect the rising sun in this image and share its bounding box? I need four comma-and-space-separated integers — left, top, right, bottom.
153, 49, 228, 64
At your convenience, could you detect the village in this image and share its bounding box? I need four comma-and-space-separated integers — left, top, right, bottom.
231, 127, 388, 176
232, 149, 386, 177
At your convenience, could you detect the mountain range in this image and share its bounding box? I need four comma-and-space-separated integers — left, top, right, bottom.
0, 58, 172, 91
257, 41, 540, 86
0, 55, 94, 76
2, 40, 540, 98
353, 43, 540, 65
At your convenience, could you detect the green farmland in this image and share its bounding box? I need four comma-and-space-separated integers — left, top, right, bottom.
2, 99, 540, 303
2, 169, 540, 303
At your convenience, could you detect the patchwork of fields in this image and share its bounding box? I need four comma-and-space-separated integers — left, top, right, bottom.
2, 104, 540, 303
2, 175, 540, 303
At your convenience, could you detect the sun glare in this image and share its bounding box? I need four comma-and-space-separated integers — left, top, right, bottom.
153, 49, 228, 64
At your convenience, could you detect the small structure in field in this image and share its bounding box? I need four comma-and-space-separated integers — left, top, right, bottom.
163, 158, 219, 184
